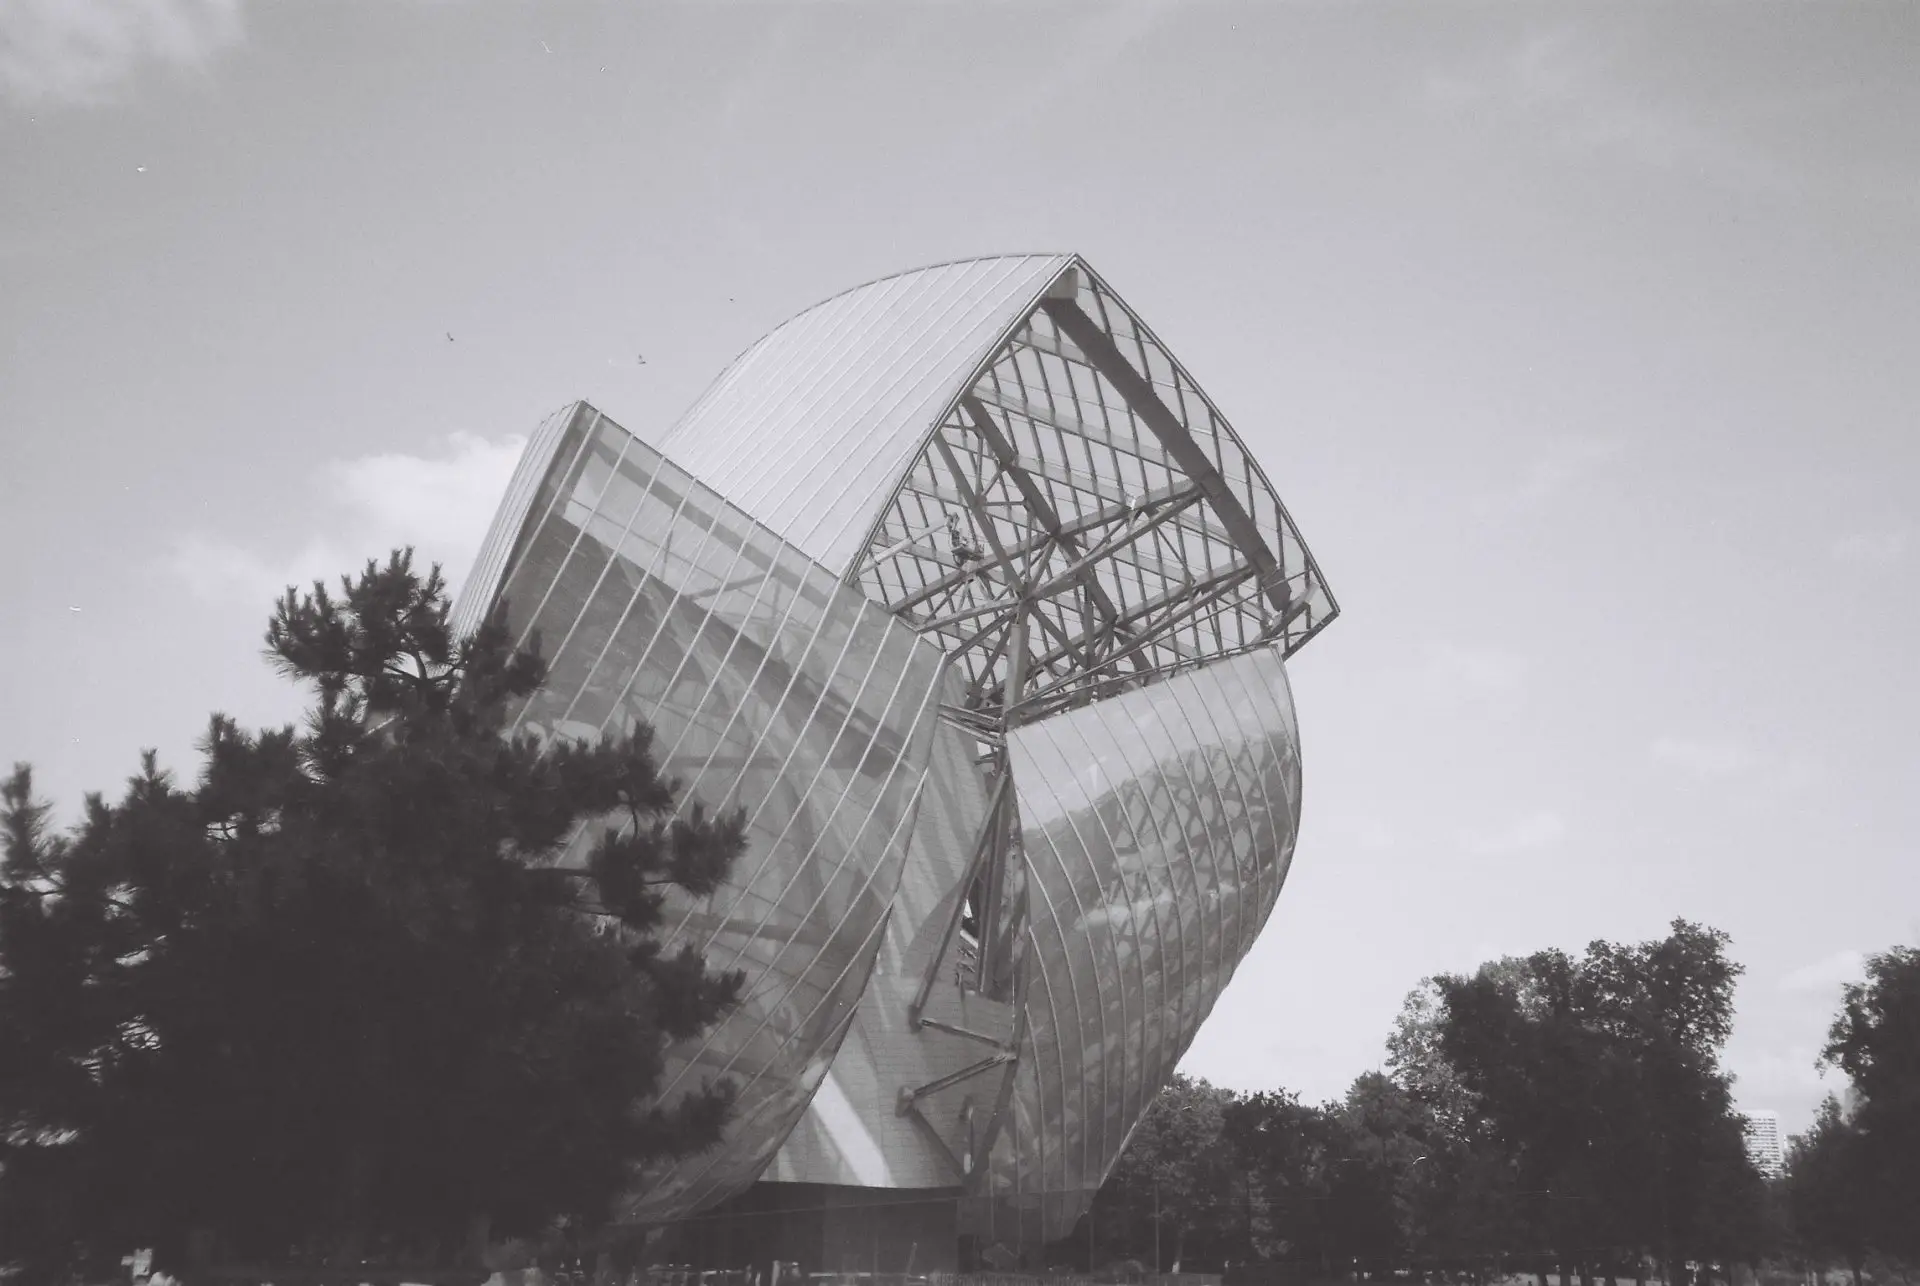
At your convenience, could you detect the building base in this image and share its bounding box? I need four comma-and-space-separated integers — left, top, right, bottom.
648, 1181, 963, 1276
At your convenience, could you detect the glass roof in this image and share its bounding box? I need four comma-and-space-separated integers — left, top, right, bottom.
846, 257, 1336, 723
659, 254, 1074, 575
659, 253, 1336, 726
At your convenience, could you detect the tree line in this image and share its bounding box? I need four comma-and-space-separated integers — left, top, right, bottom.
1084, 933, 1920, 1286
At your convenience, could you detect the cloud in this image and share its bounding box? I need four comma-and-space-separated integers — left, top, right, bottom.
1830, 523, 1910, 565
974, 0, 1175, 138
167, 432, 526, 610
1417, 642, 1529, 703
1424, 29, 1788, 193
1723, 1044, 1835, 1127
329, 433, 526, 551
1647, 736, 1827, 797
1476, 435, 1623, 517
1459, 809, 1566, 856
0, 0, 243, 105
1327, 816, 1396, 852
1513, 437, 1621, 507
167, 530, 334, 609
1649, 736, 1756, 781
1781, 949, 1866, 997
1422, 72, 1489, 113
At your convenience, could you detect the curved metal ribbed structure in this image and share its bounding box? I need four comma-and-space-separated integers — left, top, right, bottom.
454, 253, 1338, 1258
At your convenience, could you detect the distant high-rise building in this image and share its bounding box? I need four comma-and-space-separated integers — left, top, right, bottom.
1743, 1110, 1784, 1177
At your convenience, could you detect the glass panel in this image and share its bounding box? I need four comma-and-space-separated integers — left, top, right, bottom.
466, 407, 954, 1224
984, 645, 1303, 1240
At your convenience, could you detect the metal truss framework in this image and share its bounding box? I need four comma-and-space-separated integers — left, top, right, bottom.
848, 262, 1336, 1195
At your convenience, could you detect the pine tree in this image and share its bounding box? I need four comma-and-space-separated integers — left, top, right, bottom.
0, 550, 747, 1277
1, 761, 146, 1281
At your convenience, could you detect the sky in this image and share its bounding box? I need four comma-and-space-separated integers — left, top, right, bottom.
4, 0, 1919, 1138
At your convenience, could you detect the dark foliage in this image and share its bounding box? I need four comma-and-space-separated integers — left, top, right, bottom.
0, 551, 747, 1278
1783, 1097, 1874, 1283
1817, 946, 1920, 1265
1089, 1075, 1243, 1271
1428, 923, 1764, 1279
1086, 922, 1775, 1283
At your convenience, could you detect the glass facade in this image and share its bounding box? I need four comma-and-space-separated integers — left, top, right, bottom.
453, 404, 965, 1221
454, 254, 1337, 1251
759, 715, 999, 1191
987, 647, 1302, 1238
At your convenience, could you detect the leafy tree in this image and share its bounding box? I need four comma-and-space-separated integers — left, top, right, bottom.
1387, 977, 1528, 1279
1094, 1074, 1242, 1271
1784, 1098, 1873, 1285
1083, 932, 1779, 1285
1821, 946, 1920, 1262
1758, 1173, 1813, 1286
1224, 1073, 1466, 1278
1387, 977, 1483, 1142
1431, 923, 1762, 1285
1433, 950, 1601, 1279
0, 551, 747, 1279
1225, 1087, 1341, 1275
1325, 1073, 1425, 1276
1581, 923, 1760, 1279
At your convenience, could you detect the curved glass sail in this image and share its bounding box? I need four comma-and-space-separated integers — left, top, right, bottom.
454, 404, 960, 1220
985, 646, 1302, 1240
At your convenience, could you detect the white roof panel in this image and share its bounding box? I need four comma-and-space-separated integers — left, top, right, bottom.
659, 254, 1075, 575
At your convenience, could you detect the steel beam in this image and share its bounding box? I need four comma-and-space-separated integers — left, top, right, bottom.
993, 558, 1255, 700
1042, 298, 1295, 616
909, 769, 1011, 1027
883, 479, 1204, 614
969, 385, 1180, 477
897, 1052, 1015, 1114
958, 398, 1153, 685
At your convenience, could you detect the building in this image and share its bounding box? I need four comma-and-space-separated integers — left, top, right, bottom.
451, 254, 1338, 1271
1744, 1110, 1784, 1177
